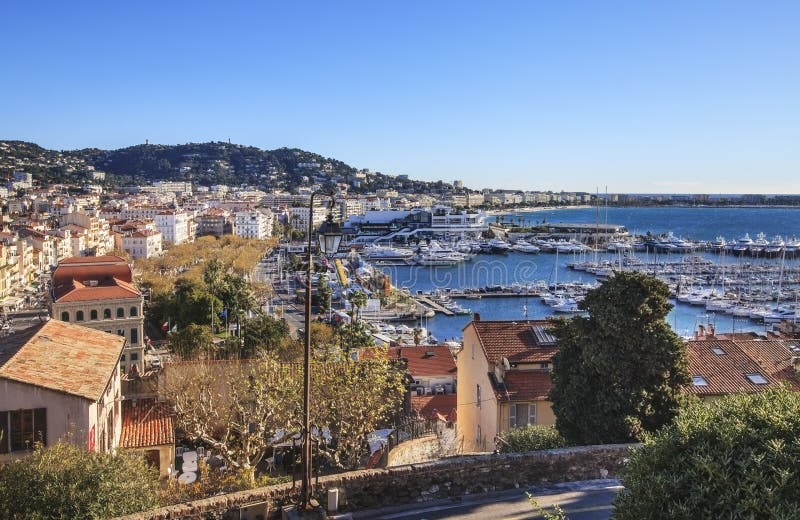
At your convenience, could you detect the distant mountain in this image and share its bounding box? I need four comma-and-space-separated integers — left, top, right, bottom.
0, 140, 443, 194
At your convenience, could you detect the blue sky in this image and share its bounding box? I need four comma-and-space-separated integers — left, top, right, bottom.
2, 1, 798, 193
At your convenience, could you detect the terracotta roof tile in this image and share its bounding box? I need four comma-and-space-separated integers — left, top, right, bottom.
0, 320, 124, 400
119, 399, 174, 448
498, 370, 553, 402
391, 346, 456, 377
686, 339, 784, 396
53, 256, 140, 301
467, 319, 557, 364
411, 394, 457, 422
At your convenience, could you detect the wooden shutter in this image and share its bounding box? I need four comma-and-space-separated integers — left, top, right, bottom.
509, 403, 516, 428
0, 411, 8, 454
528, 403, 536, 425
34, 408, 47, 447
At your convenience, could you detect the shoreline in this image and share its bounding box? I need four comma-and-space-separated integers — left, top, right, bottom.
486, 204, 800, 217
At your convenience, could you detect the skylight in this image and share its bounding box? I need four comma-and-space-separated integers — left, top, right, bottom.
711, 347, 726, 355
692, 376, 708, 386
745, 373, 768, 385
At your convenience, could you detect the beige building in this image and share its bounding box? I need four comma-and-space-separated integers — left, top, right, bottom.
0, 320, 124, 461
119, 398, 175, 478
456, 317, 557, 453
50, 256, 145, 373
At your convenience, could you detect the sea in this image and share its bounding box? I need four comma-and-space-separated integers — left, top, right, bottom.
377, 206, 800, 342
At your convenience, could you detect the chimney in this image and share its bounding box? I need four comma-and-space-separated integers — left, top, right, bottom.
473, 312, 480, 322
397, 348, 402, 359
708, 324, 715, 337
697, 324, 705, 339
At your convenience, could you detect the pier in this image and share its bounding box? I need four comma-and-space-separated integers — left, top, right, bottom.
413, 295, 455, 316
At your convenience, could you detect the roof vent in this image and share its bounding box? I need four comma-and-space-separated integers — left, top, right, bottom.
425, 351, 435, 358
87, 280, 98, 287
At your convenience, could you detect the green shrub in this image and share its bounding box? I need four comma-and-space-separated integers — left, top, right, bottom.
496, 425, 567, 453
0, 441, 158, 519
614, 388, 800, 519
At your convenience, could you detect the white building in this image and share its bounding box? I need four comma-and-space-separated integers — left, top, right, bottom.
154, 210, 193, 245
234, 209, 274, 240
121, 229, 163, 259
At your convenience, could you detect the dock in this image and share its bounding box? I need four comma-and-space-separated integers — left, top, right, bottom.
414, 295, 455, 316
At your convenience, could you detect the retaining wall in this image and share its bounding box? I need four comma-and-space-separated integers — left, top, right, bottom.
116, 444, 633, 520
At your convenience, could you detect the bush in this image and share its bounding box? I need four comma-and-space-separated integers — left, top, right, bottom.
0, 441, 158, 519
614, 388, 800, 519
496, 425, 567, 453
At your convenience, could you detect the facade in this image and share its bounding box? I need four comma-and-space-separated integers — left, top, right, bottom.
234, 209, 274, 239
345, 205, 489, 244
196, 208, 234, 237
121, 229, 163, 259
60, 210, 113, 256
456, 317, 557, 452
155, 210, 194, 245
0, 320, 124, 461
50, 255, 145, 373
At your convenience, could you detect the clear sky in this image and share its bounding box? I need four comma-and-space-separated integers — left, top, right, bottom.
2, 1, 798, 194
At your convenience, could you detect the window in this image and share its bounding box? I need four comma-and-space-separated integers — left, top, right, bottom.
117, 329, 125, 337
476, 424, 482, 444
746, 373, 768, 385
130, 352, 139, 361
60, 311, 69, 322
509, 403, 537, 428
476, 384, 481, 408
116, 308, 124, 318
0, 408, 47, 453
130, 328, 138, 344
692, 376, 709, 386
121, 354, 127, 361
76, 310, 84, 321
130, 307, 138, 317
104, 308, 111, 319
711, 347, 726, 355
90, 309, 98, 320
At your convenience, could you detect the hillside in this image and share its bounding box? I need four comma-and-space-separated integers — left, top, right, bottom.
0, 140, 436, 194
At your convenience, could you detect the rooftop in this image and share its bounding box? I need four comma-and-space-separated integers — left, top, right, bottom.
0, 320, 124, 401
466, 319, 558, 364
393, 346, 456, 377
119, 399, 175, 448
496, 370, 553, 402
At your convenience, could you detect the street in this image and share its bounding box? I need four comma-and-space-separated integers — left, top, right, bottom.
351, 480, 621, 520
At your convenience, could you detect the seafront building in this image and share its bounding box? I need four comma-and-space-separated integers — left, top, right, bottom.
344, 204, 489, 243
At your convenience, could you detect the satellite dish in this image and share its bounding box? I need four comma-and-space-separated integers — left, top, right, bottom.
502, 357, 511, 371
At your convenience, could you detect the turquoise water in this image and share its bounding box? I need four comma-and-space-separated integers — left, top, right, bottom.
379, 207, 800, 341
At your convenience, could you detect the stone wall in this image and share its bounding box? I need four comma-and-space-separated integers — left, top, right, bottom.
116, 444, 633, 520
387, 433, 441, 467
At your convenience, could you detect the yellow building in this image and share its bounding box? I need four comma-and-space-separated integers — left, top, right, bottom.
456, 317, 558, 453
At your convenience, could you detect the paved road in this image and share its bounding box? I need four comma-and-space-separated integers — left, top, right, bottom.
351, 480, 621, 520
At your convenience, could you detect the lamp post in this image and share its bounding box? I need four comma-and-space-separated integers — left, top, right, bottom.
302, 191, 342, 510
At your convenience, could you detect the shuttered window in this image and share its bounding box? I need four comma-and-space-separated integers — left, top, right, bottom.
3, 408, 47, 452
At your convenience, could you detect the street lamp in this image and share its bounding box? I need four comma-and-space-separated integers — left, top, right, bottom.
302, 192, 341, 510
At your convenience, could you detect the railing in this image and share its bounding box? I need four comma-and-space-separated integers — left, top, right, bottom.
386, 418, 442, 451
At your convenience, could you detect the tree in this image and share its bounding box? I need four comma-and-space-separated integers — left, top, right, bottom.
165, 357, 301, 485
241, 314, 291, 357
169, 323, 214, 359
348, 290, 368, 319
166, 352, 406, 481
0, 441, 158, 519
548, 271, 690, 445
337, 320, 375, 351
317, 274, 332, 313
615, 388, 800, 519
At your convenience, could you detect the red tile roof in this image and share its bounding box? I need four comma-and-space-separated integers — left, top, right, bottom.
119, 399, 175, 448
686, 339, 791, 396
466, 319, 558, 364
0, 320, 124, 400
498, 370, 553, 402
391, 346, 456, 377
53, 256, 140, 301
411, 394, 457, 422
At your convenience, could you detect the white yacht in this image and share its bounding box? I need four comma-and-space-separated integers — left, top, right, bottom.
512, 240, 541, 254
